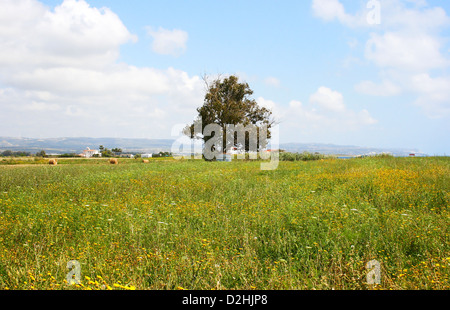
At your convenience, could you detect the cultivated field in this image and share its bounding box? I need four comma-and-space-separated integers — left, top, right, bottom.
0, 156, 449, 290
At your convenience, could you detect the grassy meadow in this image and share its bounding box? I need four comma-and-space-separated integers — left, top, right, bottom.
0, 156, 449, 290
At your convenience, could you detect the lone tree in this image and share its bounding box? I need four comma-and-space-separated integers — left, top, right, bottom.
185, 75, 275, 157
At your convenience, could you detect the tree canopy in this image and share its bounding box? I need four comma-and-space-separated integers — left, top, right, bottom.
185, 75, 274, 157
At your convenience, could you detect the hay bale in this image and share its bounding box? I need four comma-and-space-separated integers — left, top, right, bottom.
142, 159, 149, 163
109, 158, 118, 165
48, 159, 57, 165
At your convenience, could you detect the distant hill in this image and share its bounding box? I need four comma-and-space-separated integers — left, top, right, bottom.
0, 137, 427, 156
0, 137, 174, 154
278, 142, 427, 157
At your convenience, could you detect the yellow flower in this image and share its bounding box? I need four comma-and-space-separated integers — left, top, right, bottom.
113, 283, 135, 290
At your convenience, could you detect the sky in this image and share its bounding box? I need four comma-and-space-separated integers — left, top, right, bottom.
0, 0, 449, 155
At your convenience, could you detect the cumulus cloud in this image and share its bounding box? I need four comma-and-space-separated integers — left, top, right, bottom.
0, 0, 203, 139
365, 31, 449, 71
409, 74, 450, 118
256, 87, 377, 142
0, 0, 137, 70
256, 97, 283, 122
146, 27, 189, 57
306, 87, 377, 127
312, 0, 353, 25
311, 0, 373, 27
309, 86, 346, 112
313, 0, 450, 118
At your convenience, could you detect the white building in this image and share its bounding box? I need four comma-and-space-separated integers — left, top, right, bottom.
141, 154, 153, 158
81, 147, 101, 158
120, 154, 134, 158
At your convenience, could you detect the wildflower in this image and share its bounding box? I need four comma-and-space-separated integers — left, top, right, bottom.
113, 283, 136, 290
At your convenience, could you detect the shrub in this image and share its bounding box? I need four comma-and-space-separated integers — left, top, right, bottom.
279, 151, 325, 161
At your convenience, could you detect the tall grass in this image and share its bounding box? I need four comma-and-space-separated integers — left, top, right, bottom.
0, 157, 448, 290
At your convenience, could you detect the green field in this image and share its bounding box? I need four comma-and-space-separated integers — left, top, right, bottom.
0, 157, 449, 290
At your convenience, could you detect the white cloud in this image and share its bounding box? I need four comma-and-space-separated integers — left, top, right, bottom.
146, 27, 188, 57
365, 31, 449, 71
256, 88, 377, 142
409, 74, 450, 118
313, 0, 450, 118
0, 0, 203, 139
306, 87, 377, 126
256, 97, 283, 122
380, 2, 450, 31
312, 0, 353, 25
311, 0, 372, 27
0, 0, 137, 70
410, 73, 450, 95
313, 0, 450, 29
309, 86, 346, 112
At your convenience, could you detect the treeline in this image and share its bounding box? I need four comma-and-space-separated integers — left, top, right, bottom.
0, 150, 81, 158
279, 151, 326, 161
0, 150, 33, 157
0, 149, 173, 158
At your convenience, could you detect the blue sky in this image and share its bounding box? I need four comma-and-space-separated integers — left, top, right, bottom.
0, 0, 449, 154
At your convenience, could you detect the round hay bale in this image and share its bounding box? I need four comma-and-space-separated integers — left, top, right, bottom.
48, 159, 57, 165
109, 158, 118, 165
142, 159, 149, 163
